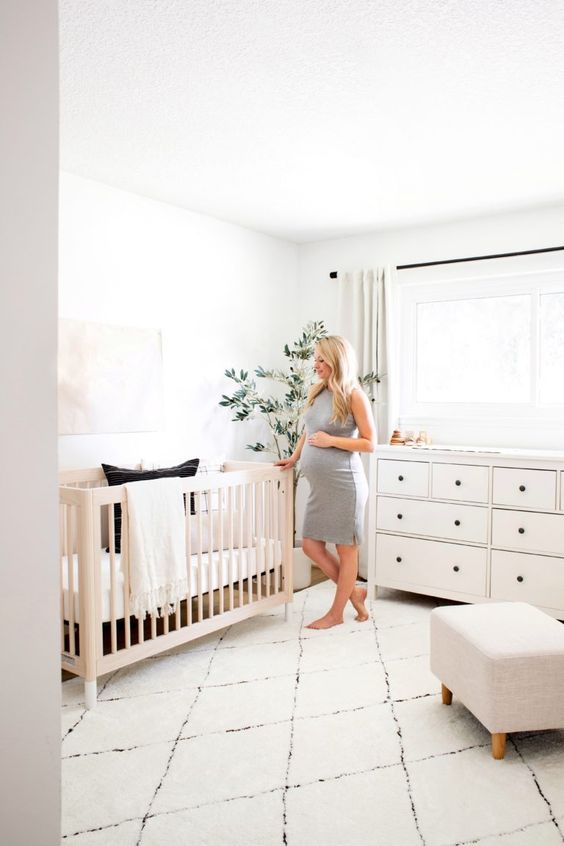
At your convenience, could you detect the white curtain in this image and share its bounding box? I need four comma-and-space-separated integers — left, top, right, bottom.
337, 266, 396, 444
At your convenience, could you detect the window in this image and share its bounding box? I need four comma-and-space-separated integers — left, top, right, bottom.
398, 253, 564, 425
416, 294, 531, 404
540, 291, 564, 405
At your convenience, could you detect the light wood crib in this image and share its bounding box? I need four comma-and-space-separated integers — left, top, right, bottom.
59, 461, 294, 708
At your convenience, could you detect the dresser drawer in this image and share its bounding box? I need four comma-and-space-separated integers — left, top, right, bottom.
376, 497, 488, 544
376, 533, 487, 596
431, 463, 489, 503
377, 460, 429, 497
492, 508, 564, 556
491, 549, 564, 612
493, 467, 556, 510
561, 473, 564, 511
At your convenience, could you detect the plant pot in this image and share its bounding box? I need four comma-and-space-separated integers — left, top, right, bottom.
293, 546, 312, 590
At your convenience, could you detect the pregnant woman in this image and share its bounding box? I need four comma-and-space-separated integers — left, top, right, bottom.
276, 335, 375, 629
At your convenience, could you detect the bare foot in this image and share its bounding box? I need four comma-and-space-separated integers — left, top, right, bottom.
351, 587, 369, 622
306, 613, 343, 630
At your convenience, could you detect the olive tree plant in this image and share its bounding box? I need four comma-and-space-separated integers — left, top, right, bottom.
219, 321, 380, 532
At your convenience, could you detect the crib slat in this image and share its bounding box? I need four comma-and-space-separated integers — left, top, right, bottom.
273, 480, 280, 594
271, 481, 277, 594
247, 483, 254, 605
121, 501, 131, 649
227, 486, 235, 612
265, 481, 271, 597
237, 485, 245, 607
91, 510, 104, 662
108, 504, 117, 654
218, 488, 225, 615
207, 493, 214, 619
66, 506, 76, 655
185, 500, 192, 628
256, 481, 263, 602
197, 491, 204, 622
268, 482, 278, 594
151, 613, 157, 640
238, 486, 244, 607
60, 505, 66, 652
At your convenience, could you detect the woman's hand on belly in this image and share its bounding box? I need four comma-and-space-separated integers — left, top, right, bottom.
307, 431, 333, 448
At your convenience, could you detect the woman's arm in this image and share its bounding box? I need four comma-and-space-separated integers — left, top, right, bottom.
307, 389, 376, 453
274, 431, 306, 468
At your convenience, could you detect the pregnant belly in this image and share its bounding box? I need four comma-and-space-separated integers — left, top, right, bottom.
300, 444, 363, 478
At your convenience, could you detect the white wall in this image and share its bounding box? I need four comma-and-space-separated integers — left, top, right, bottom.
298, 204, 564, 448
59, 173, 299, 469
0, 2, 60, 845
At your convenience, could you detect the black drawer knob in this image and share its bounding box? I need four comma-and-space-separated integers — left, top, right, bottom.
454, 519, 461, 526
396, 556, 402, 563
518, 527, 525, 534
453, 565, 460, 572
455, 480, 461, 486
519, 485, 526, 492
517, 575, 524, 583
398, 475, 404, 481
397, 513, 403, 520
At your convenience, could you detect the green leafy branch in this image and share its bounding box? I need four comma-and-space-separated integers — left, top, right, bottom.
219, 321, 329, 475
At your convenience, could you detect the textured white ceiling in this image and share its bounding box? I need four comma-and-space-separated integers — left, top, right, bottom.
60, 0, 564, 243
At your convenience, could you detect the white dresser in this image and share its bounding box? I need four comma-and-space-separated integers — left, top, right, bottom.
368, 446, 564, 619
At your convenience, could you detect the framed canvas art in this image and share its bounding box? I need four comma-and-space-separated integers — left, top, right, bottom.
58, 319, 164, 434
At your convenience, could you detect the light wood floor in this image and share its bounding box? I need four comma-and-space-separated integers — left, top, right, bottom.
309, 565, 329, 588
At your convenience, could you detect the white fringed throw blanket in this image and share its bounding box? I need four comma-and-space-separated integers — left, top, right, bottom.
124, 477, 187, 620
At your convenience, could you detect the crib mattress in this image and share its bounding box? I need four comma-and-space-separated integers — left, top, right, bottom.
62, 540, 282, 624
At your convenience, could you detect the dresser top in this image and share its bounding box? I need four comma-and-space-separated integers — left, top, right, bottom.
376, 444, 564, 462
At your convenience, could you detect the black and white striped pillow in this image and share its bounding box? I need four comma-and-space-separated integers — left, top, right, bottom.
102, 458, 200, 553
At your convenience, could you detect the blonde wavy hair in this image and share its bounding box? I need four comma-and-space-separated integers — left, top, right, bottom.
306, 335, 360, 423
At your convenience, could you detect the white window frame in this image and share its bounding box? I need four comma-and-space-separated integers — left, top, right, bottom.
397, 255, 564, 428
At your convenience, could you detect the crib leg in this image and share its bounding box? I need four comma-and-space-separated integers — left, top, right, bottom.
84, 679, 97, 710
285, 601, 293, 623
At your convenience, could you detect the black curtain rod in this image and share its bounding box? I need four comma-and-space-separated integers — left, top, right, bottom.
329, 245, 564, 277
397, 245, 564, 270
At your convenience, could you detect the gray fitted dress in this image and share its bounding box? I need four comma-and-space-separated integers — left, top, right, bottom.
300, 389, 369, 545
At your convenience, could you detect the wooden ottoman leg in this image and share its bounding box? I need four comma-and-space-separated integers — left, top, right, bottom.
441, 683, 453, 705
492, 733, 507, 760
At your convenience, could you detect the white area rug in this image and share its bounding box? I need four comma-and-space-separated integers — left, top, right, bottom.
61, 582, 564, 845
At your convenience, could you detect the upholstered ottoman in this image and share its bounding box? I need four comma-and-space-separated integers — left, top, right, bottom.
430, 602, 564, 759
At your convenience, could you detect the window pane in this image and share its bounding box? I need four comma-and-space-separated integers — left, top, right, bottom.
540, 292, 564, 405
416, 295, 531, 403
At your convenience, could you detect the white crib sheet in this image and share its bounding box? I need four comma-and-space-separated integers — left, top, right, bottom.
62, 540, 282, 624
